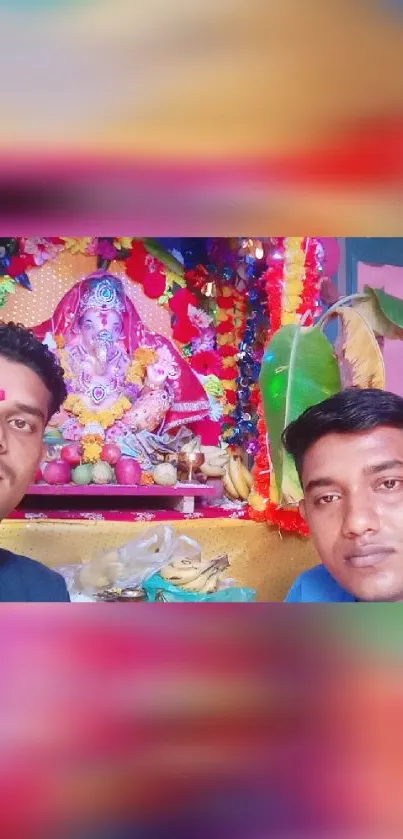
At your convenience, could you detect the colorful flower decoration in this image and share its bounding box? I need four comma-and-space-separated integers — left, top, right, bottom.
191, 328, 216, 353
169, 288, 200, 343
185, 264, 210, 294
115, 238, 133, 251
82, 435, 104, 464
250, 237, 323, 535
0, 237, 280, 456
59, 238, 93, 256
188, 305, 213, 331
96, 239, 118, 262
218, 243, 268, 454
189, 350, 223, 378
23, 238, 65, 265
125, 241, 168, 300
0, 276, 16, 307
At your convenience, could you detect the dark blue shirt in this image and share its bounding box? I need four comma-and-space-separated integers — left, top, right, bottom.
0, 549, 70, 601
285, 565, 356, 602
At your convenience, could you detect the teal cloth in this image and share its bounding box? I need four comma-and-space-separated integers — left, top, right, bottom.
144, 573, 256, 602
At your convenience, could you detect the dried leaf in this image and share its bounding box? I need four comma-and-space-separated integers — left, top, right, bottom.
333, 306, 385, 389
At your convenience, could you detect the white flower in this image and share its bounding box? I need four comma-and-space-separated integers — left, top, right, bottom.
209, 399, 224, 421
24, 237, 64, 266
84, 423, 105, 438
188, 305, 213, 330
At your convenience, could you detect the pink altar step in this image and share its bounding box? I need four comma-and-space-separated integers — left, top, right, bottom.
27, 482, 220, 514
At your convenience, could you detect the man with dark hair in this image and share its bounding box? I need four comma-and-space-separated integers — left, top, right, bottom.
283, 387, 403, 602
0, 322, 69, 601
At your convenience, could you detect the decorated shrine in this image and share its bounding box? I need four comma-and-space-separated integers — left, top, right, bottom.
0, 236, 343, 600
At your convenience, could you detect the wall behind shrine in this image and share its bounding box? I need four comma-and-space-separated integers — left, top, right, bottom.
358, 262, 403, 397
346, 238, 403, 398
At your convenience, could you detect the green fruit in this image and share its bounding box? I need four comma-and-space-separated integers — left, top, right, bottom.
92, 461, 114, 485
72, 464, 93, 485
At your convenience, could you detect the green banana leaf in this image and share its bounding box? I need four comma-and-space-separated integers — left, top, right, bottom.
259, 324, 341, 503
143, 238, 185, 276
353, 285, 403, 339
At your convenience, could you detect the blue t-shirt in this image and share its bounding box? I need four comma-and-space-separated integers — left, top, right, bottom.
0, 549, 70, 601
285, 565, 356, 602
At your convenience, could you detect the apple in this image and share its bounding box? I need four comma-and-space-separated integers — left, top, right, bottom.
43, 460, 72, 485
101, 443, 121, 466
61, 443, 82, 467
115, 456, 142, 485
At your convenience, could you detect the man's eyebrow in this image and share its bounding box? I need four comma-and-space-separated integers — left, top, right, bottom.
305, 477, 337, 494
305, 460, 403, 494
365, 459, 403, 474
10, 402, 46, 423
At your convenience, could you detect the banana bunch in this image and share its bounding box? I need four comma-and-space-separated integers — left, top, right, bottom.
182, 438, 229, 478
223, 455, 253, 502
200, 445, 229, 478
160, 553, 229, 594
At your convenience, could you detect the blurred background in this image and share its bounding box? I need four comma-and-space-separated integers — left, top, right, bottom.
1, 606, 403, 838
0, 0, 402, 231
1, 2, 403, 836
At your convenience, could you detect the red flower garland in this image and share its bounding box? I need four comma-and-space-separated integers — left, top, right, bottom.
190, 350, 224, 378
185, 264, 209, 293
250, 238, 322, 535
125, 242, 167, 300
216, 286, 247, 436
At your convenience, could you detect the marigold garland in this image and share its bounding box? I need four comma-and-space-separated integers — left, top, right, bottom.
64, 394, 132, 430
82, 434, 104, 464
126, 348, 158, 386
218, 286, 247, 440
140, 472, 155, 486
249, 238, 322, 536
58, 347, 72, 380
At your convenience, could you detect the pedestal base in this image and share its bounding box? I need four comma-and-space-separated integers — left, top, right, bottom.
2, 514, 318, 601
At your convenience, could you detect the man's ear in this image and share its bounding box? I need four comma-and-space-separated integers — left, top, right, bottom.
299, 499, 306, 521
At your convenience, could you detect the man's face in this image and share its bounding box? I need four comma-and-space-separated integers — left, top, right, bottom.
300, 426, 403, 601
0, 357, 49, 519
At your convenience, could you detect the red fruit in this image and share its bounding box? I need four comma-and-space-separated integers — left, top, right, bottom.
35, 467, 43, 484
101, 443, 121, 466
43, 460, 71, 485
115, 457, 142, 486
61, 443, 82, 467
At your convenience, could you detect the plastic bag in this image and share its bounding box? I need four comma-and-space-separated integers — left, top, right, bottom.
60, 525, 203, 599
57, 565, 96, 602
144, 573, 256, 602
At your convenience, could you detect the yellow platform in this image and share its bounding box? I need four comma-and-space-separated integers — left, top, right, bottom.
0, 517, 317, 602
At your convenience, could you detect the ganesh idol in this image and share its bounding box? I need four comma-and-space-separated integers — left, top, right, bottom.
34, 272, 212, 460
